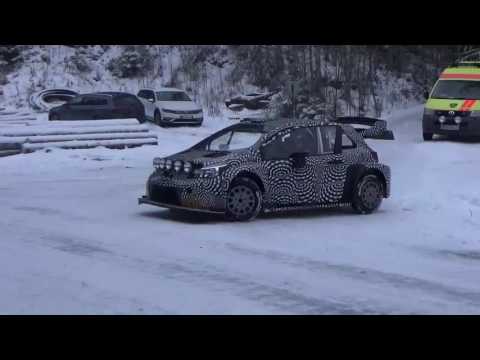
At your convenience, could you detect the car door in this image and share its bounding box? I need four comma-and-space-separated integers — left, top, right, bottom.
66, 95, 90, 120
309, 125, 349, 205
137, 90, 156, 119
260, 126, 321, 208
87, 95, 112, 119
114, 95, 145, 122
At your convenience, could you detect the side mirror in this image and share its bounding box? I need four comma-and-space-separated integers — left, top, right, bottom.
290, 152, 308, 168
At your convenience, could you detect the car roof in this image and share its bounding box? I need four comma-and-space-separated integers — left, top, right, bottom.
82, 92, 134, 97
140, 87, 186, 92
441, 64, 480, 80
240, 117, 332, 132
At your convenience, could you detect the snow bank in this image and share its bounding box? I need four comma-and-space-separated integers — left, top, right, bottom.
22, 138, 158, 151
0, 118, 158, 153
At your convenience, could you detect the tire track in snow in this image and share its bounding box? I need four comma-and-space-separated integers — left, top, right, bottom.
224, 243, 480, 312
9, 223, 399, 314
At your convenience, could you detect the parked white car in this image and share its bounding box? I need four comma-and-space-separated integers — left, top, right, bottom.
137, 87, 203, 127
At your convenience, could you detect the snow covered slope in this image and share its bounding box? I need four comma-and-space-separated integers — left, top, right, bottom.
1, 107, 480, 314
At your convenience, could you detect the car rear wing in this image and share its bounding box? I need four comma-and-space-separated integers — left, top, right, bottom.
334, 116, 395, 140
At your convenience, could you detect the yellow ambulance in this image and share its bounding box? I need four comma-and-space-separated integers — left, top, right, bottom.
423, 53, 480, 140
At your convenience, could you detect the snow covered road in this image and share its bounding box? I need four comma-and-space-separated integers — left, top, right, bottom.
2, 107, 480, 314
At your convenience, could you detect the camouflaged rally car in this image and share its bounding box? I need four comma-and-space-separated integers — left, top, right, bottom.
138, 117, 394, 221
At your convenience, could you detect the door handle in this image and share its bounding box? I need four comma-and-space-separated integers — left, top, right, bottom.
328, 159, 343, 165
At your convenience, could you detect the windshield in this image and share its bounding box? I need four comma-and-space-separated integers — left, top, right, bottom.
431, 80, 480, 100
205, 129, 264, 152
156, 91, 191, 101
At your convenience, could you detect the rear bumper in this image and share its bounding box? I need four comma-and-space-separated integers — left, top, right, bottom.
423, 114, 480, 136
138, 196, 225, 214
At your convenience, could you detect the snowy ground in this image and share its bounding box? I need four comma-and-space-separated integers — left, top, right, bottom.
2, 107, 480, 314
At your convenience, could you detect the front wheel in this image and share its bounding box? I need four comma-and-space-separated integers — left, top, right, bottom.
352, 174, 384, 214
225, 177, 262, 221
154, 110, 165, 127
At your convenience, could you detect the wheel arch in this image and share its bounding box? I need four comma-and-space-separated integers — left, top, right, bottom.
231, 170, 265, 193
344, 165, 388, 200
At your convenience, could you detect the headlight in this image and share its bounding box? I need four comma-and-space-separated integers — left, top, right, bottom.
424, 108, 435, 116
165, 159, 173, 170
173, 160, 183, 172
454, 116, 462, 124
162, 108, 176, 113
194, 164, 227, 178
153, 158, 166, 169
183, 161, 193, 174
438, 115, 446, 124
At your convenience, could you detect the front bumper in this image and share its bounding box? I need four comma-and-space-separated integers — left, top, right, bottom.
423, 114, 480, 136
138, 196, 224, 214
161, 112, 203, 125
139, 172, 227, 213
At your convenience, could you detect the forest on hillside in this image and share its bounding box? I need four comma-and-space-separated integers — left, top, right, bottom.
0, 45, 476, 118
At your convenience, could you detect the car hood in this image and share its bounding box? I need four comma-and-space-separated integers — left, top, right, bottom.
157, 101, 202, 111
163, 149, 248, 167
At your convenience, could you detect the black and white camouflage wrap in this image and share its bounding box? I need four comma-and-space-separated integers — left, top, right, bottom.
146, 119, 391, 213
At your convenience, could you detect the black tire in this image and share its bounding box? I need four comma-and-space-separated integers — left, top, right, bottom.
225, 177, 262, 221
423, 132, 433, 141
352, 174, 384, 214
154, 110, 166, 127
49, 113, 60, 121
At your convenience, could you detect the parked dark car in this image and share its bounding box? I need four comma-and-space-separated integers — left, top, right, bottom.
139, 116, 394, 221
49, 92, 146, 123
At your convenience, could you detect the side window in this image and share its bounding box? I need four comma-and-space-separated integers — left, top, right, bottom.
115, 96, 140, 108
318, 126, 337, 154
341, 131, 355, 149
68, 96, 84, 105
208, 131, 232, 151
137, 90, 146, 99
146, 90, 155, 101
83, 96, 108, 106
263, 127, 318, 159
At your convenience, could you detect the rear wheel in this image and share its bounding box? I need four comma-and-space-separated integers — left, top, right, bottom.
352, 174, 384, 214
225, 177, 262, 221
423, 132, 433, 141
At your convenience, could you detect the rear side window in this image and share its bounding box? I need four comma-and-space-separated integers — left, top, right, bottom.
83, 96, 108, 106
70, 96, 108, 106
115, 96, 141, 108
341, 131, 355, 149
317, 126, 337, 154
138, 90, 155, 100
